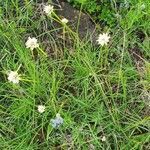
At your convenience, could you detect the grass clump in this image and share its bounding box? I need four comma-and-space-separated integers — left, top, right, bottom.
0, 0, 150, 149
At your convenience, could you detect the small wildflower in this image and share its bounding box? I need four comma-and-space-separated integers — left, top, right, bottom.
38, 105, 45, 113
101, 136, 106, 142
61, 18, 69, 24
8, 71, 20, 84
44, 5, 54, 16
50, 113, 63, 128
97, 33, 110, 46
25, 37, 39, 50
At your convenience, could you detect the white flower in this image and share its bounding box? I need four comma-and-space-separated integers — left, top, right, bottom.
50, 113, 63, 128
101, 136, 106, 142
38, 105, 45, 113
44, 5, 54, 16
97, 33, 110, 46
25, 37, 39, 50
8, 71, 20, 84
61, 18, 69, 24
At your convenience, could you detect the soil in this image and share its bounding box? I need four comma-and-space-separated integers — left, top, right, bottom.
34, 0, 98, 44
128, 45, 144, 68
53, 0, 98, 41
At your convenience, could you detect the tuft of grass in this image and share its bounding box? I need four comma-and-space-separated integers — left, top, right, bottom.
0, 0, 150, 149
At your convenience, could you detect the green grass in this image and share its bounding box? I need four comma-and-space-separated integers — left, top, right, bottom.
0, 0, 150, 149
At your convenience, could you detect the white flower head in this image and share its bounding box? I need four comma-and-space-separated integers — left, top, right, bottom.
44, 5, 54, 16
25, 37, 39, 50
38, 105, 45, 113
97, 33, 110, 46
101, 136, 106, 142
50, 113, 63, 128
61, 18, 69, 24
8, 71, 20, 84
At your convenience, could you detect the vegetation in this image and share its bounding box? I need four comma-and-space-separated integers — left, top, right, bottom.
0, 0, 150, 149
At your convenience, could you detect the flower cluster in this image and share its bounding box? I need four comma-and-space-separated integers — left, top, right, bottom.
43, 5, 54, 16
101, 135, 106, 142
38, 105, 45, 113
8, 71, 20, 84
25, 37, 39, 50
61, 18, 69, 24
97, 33, 110, 46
